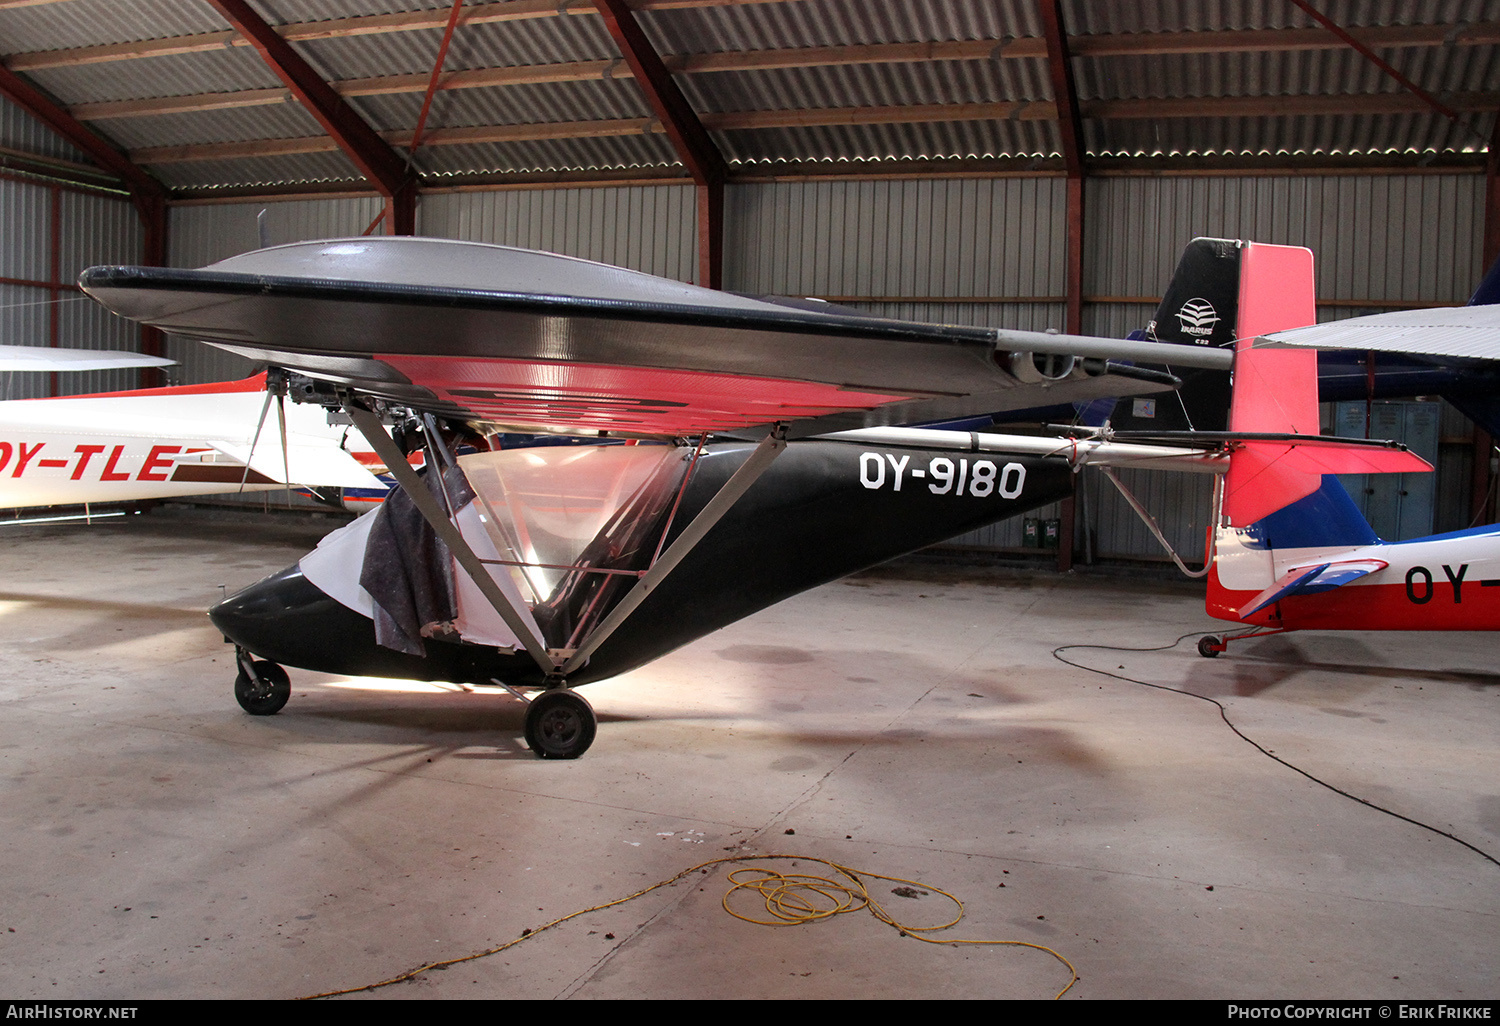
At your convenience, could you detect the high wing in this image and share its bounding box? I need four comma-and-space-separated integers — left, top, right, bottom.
1261, 303, 1500, 361
79, 237, 1231, 440
0, 344, 175, 373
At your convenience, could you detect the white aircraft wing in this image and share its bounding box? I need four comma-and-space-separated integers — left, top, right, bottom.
0, 344, 175, 372
80, 237, 1232, 440
1261, 304, 1500, 360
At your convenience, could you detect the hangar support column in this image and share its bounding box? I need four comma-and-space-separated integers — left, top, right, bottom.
594, 0, 727, 289
208, 0, 418, 235
1040, 0, 1087, 570
1477, 115, 1500, 526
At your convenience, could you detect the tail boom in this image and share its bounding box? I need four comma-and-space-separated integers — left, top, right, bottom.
1210, 523, 1500, 631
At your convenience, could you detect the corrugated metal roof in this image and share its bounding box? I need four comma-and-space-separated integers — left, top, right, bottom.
718, 121, 1060, 167
410, 133, 683, 177
92, 103, 329, 151
1091, 112, 1492, 159
680, 59, 1051, 113
1064, 0, 1498, 34
350, 79, 654, 133
295, 14, 623, 78
638, 0, 1035, 53
0, 0, 231, 52
0, 0, 1495, 194
24, 50, 284, 105
145, 150, 364, 191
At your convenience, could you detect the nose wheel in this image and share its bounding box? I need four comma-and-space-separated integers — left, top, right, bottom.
524, 688, 596, 759
234, 654, 291, 715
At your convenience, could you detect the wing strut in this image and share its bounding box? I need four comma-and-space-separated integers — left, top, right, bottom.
348, 399, 786, 683
343, 400, 558, 677
560, 430, 787, 677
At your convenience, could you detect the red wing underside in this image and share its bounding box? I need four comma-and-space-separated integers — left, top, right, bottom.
382, 354, 915, 435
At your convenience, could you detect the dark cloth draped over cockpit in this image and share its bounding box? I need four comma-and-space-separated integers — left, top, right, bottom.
360, 465, 476, 656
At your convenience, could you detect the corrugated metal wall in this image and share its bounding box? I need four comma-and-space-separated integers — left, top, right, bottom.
166, 196, 390, 383
727, 178, 1070, 331
1085, 173, 1484, 336
0, 179, 51, 393
724, 173, 1484, 561
1071, 173, 1484, 564
1, 94, 88, 164
0, 173, 142, 400
421, 186, 698, 281
725, 177, 1073, 551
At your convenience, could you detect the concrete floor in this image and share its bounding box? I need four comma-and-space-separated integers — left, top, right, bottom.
0, 504, 1496, 1001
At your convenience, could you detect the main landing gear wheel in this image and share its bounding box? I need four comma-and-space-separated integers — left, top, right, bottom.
524, 688, 596, 760
1197, 636, 1224, 659
235, 659, 291, 715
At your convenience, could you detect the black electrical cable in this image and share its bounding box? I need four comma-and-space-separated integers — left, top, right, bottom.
1052, 632, 1500, 869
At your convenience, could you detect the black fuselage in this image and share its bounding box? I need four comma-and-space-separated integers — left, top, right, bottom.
210, 441, 1074, 687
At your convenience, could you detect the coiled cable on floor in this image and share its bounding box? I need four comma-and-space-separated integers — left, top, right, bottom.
303, 854, 1078, 1000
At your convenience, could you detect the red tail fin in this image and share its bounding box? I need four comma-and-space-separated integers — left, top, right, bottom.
1222, 243, 1429, 525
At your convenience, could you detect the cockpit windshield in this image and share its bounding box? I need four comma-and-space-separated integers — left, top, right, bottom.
457, 443, 691, 648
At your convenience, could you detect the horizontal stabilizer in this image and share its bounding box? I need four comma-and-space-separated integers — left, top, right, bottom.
1237, 559, 1389, 618
1223, 438, 1430, 526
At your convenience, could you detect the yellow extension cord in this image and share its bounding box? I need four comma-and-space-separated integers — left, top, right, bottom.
303, 853, 1078, 1000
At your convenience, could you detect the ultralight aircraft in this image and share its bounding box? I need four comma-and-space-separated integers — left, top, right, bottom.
77, 236, 1417, 757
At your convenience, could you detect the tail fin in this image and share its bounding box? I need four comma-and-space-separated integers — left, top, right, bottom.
1105, 238, 1243, 432
1222, 242, 1431, 525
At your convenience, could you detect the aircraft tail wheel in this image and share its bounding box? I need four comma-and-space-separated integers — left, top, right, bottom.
234, 659, 291, 715
1197, 636, 1224, 659
524, 688, 596, 759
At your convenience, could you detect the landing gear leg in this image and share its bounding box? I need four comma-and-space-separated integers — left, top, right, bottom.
523, 688, 596, 759
233, 647, 291, 715
1196, 627, 1293, 658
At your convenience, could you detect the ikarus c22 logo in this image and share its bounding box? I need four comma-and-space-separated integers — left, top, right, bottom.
1176, 297, 1220, 338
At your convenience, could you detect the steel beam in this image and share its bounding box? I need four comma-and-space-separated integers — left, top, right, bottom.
593, 0, 725, 287
1039, 1, 1087, 571
1039, 0, 1086, 342
207, 0, 417, 234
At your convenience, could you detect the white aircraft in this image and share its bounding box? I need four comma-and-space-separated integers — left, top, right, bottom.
0, 372, 387, 511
